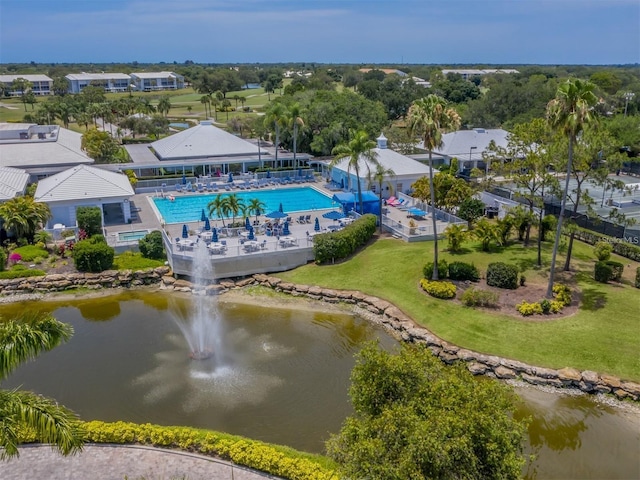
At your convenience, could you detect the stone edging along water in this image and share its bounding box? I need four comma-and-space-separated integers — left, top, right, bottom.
1, 267, 638, 402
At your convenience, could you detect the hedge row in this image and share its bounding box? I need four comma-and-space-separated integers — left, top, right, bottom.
313, 214, 377, 265
570, 226, 640, 262
423, 260, 480, 282
20, 421, 338, 480
595, 260, 625, 283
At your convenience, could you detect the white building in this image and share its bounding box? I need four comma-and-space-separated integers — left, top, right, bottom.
0, 74, 53, 96
65, 72, 133, 94
129, 72, 185, 91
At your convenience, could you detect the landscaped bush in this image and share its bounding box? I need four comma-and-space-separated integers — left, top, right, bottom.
552, 283, 572, 306
76, 206, 102, 236
420, 279, 456, 299
594, 261, 614, 283
486, 262, 519, 289
72, 239, 115, 272
605, 260, 624, 282
138, 230, 165, 260
0, 248, 6, 272
313, 214, 377, 265
516, 301, 544, 316
593, 241, 613, 261
0, 264, 47, 279
540, 215, 557, 241
448, 261, 480, 281
423, 260, 449, 280
460, 287, 498, 308
636, 267, 640, 289
12, 245, 49, 262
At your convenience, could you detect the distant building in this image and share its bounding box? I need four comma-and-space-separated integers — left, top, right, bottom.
358, 68, 408, 77
129, 72, 185, 91
0, 74, 53, 96
65, 72, 133, 94
441, 68, 519, 80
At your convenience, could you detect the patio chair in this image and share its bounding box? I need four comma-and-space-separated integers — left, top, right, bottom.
296, 215, 305, 224
304, 214, 311, 223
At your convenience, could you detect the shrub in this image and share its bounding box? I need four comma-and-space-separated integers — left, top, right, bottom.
460, 287, 499, 308
72, 240, 115, 272
486, 262, 519, 289
76, 206, 102, 236
636, 267, 640, 289
516, 301, 543, 316
0, 264, 46, 279
593, 241, 613, 261
570, 226, 640, 262
539, 299, 552, 314
549, 300, 565, 314
519, 275, 526, 287
605, 260, 624, 282
420, 279, 456, 299
594, 261, 613, 283
313, 214, 377, 265
12, 245, 49, 261
448, 261, 480, 281
138, 230, 165, 260
540, 215, 557, 241
89, 234, 106, 244
423, 259, 449, 280
0, 248, 6, 271
552, 283, 572, 306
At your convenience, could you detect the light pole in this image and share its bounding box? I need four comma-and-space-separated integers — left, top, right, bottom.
469, 146, 477, 172
624, 92, 635, 116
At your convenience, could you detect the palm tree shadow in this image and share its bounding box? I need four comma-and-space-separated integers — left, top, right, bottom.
579, 287, 608, 311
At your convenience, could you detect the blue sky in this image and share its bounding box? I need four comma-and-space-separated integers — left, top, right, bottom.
1, 0, 638, 65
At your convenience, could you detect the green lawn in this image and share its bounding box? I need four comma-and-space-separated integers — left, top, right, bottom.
278, 237, 640, 381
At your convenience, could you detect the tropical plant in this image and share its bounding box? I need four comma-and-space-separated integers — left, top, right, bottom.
457, 197, 485, 228
444, 223, 468, 253
545, 78, 598, 298
407, 94, 461, 279
0, 196, 51, 241
0, 313, 85, 458
157, 95, 172, 117
264, 102, 288, 169
207, 194, 228, 227
507, 205, 535, 242
286, 102, 305, 169
474, 218, 502, 251
331, 130, 380, 215
246, 198, 267, 222
368, 163, 395, 233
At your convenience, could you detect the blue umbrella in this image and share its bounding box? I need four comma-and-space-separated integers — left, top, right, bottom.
204, 217, 211, 231
245, 216, 251, 230
298, 168, 302, 177
211, 227, 218, 243
247, 226, 255, 241
282, 221, 290, 236
181, 224, 189, 238
279, 202, 284, 212
323, 210, 346, 221
228, 172, 233, 183
200, 209, 206, 222
265, 210, 287, 219
182, 174, 186, 185
314, 217, 320, 231
266, 169, 271, 178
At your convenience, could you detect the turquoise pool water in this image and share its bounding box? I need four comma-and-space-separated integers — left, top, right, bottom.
153, 186, 335, 224
117, 230, 150, 242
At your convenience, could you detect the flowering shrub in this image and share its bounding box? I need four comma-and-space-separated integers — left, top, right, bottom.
552, 283, 572, 306
8, 253, 21, 266
516, 301, 543, 316
420, 279, 457, 299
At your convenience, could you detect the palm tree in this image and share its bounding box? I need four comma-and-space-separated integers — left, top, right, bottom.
223, 193, 244, 226
331, 130, 379, 215
0, 196, 51, 241
545, 78, 598, 298
473, 218, 501, 252
287, 103, 305, 169
207, 194, 227, 227
264, 103, 288, 169
0, 313, 85, 458
444, 223, 467, 253
157, 96, 172, 117
368, 163, 395, 233
200, 95, 210, 118
247, 198, 267, 223
407, 94, 461, 280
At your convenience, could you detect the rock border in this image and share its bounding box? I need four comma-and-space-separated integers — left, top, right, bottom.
2, 268, 637, 402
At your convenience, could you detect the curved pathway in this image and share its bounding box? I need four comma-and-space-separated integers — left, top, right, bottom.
0, 444, 280, 480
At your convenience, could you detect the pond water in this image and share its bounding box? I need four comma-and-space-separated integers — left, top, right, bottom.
1, 291, 638, 479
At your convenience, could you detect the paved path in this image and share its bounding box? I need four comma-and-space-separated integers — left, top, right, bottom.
0, 444, 281, 480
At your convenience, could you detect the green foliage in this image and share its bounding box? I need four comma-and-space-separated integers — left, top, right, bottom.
635, 267, 640, 289
72, 240, 114, 273
75, 206, 102, 236
540, 215, 557, 241
76, 421, 336, 480
569, 226, 640, 262
0, 265, 46, 279
0, 248, 7, 272
475, 218, 503, 251
552, 283, 572, 306
448, 261, 480, 281
457, 197, 486, 227
486, 262, 519, 289
138, 230, 165, 260
605, 260, 624, 282
313, 214, 376, 264
593, 241, 613, 261
460, 287, 499, 308
326, 343, 526, 479
540, 299, 552, 314
423, 259, 448, 280
420, 279, 457, 299
519, 274, 526, 287
594, 261, 614, 283
443, 223, 467, 253
113, 251, 165, 271
516, 301, 544, 316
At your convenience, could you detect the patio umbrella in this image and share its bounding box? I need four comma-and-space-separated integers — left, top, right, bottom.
228, 172, 233, 183
182, 174, 186, 185
298, 168, 302, 177
247, 226, 255, 241
211, 227, 218, 243
200, 209, 206, 222
266, 169, 271, 178
322, 210, 346, 221
279, 202, 284, 212
181, 224, 189, 239
265, 210, 287, 219
282, 221, 290, 236
314, 217, 320, 232
245, 216, 251, 230
204, 217, 211, 231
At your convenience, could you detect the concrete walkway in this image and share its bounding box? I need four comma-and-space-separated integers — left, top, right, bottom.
0, 444, 281, 480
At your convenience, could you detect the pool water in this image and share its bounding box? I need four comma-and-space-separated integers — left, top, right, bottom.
153, 186, 335, 224
117, 230, 150, 242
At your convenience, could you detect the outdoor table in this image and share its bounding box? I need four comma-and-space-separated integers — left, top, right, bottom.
239, 230, 250, 238
208, 242, 226, 254
177, 239, 194, 250
243, 240, 260, 252
200, 231, 213, 242
279, 236, 297, 247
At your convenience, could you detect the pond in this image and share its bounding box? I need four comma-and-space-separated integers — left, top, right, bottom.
1, 291, 638, 478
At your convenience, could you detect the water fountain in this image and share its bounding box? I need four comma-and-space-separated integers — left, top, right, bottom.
172, 241, 221, 361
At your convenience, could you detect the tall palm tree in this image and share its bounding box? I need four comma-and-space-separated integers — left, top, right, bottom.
223, 193, 244, 226
0, 313, 85, 458
0, 196, 51, 241
407, 94, 461, 280
264, 103, 288, 169
369, 162, 395, 233
545, 78, 598, 298
247, 198, 267, 223
200, 95, 210, 118
287, 103, 305, 169
157, 96, 172, 117
331, 130, 379, 215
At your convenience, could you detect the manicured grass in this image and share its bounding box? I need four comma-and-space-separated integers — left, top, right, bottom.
112, 251, 165, 270
278, 236, 640, 381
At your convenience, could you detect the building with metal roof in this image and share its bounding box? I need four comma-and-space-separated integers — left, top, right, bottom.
0, 166, 29, 201
0, 74, 53, 95
34, 164, 135, 228
129, 72, 185, 91
65, 72, 133, 94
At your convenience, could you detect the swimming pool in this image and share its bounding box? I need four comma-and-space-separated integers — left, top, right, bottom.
152, 186, 335, 224
117, 230, 150, 242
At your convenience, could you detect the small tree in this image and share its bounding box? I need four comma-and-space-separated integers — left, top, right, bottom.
72, 239, 114, 272
474, 218, 502, 251
593, 241, 613, 261
138, 230, 165, 260
75, 206, 102, 236
457, 197, 485, 228
444, 223, 467, 253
